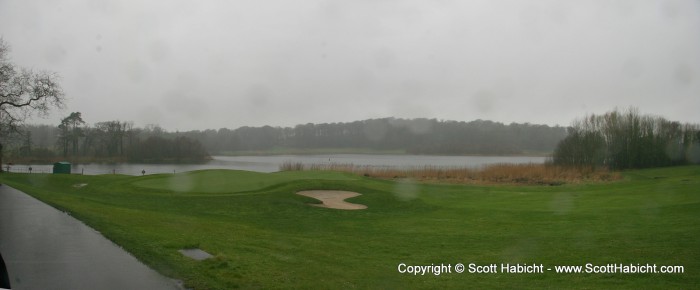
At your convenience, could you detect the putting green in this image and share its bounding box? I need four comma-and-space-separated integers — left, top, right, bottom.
132, 169, 360, 193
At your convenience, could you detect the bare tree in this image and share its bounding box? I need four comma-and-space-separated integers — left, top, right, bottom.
0, 38, 65, 170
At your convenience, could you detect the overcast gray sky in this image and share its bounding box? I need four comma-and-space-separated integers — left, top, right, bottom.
1, 0, 698, 131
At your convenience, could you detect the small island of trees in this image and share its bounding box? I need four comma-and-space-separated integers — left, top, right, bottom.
553, 108, 700, 169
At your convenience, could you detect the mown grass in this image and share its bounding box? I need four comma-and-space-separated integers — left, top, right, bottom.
1, 166, 699, 289
132, 169, 360, 194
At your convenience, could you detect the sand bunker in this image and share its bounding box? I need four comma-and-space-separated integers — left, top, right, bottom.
296, 190, 367, 210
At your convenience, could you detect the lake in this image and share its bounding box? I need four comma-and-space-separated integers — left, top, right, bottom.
6, 154, 547, 175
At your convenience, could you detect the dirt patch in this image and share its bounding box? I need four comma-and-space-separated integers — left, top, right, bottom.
296, 190, 367, 210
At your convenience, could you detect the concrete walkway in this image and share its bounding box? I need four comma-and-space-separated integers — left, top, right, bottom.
0, 185, 181, 290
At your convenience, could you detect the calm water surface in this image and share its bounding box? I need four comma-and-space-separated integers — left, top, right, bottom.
7, 154, 547, 175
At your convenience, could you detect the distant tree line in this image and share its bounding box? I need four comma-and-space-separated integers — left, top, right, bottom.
178, 118, 568, 155
9, 117, 567, 159
5, 112, 209, 163
552, 108, 700, 169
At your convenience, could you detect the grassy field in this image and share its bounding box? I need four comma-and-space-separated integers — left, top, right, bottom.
1, 166, 699, 289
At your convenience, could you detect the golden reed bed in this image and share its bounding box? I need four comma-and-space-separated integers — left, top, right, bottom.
281, 161, 620, 185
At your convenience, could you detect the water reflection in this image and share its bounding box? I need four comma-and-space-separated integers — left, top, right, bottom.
5, 154, 546, 175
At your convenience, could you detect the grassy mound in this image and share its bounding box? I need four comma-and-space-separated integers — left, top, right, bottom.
132, 170, 359, 194
1, 166, 699, 289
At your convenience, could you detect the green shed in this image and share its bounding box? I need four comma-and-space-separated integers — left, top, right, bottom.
53, 162, 71, 174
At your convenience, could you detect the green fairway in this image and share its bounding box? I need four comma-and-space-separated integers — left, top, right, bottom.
1, 166, 699, 289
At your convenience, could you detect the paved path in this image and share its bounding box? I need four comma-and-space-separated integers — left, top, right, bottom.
0, 185, 181, 290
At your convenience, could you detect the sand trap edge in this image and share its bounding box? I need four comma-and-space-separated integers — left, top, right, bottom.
296, 190, 368, 210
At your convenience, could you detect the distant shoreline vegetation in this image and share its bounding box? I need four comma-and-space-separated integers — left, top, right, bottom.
177, 117, 568, 156
5, 155, 212, 165
3, 112, 210, 165
552, 108, 700, 169
218, 147, 409, 156
9, 112, 697, 169
5, 117, 566, 163
218, 147, 554, 157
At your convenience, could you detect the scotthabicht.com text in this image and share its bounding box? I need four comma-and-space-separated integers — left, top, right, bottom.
397, 263, 684, 276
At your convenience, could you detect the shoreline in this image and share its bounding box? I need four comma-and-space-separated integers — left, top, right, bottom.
3, 156, 212, 165
216, 149, 553, 157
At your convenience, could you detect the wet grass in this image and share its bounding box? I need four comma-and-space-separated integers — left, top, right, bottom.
132, 169, 360, 194
1, 166, 699, 289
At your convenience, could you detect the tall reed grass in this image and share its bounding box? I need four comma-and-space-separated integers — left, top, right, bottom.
280, 161, 620, 185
